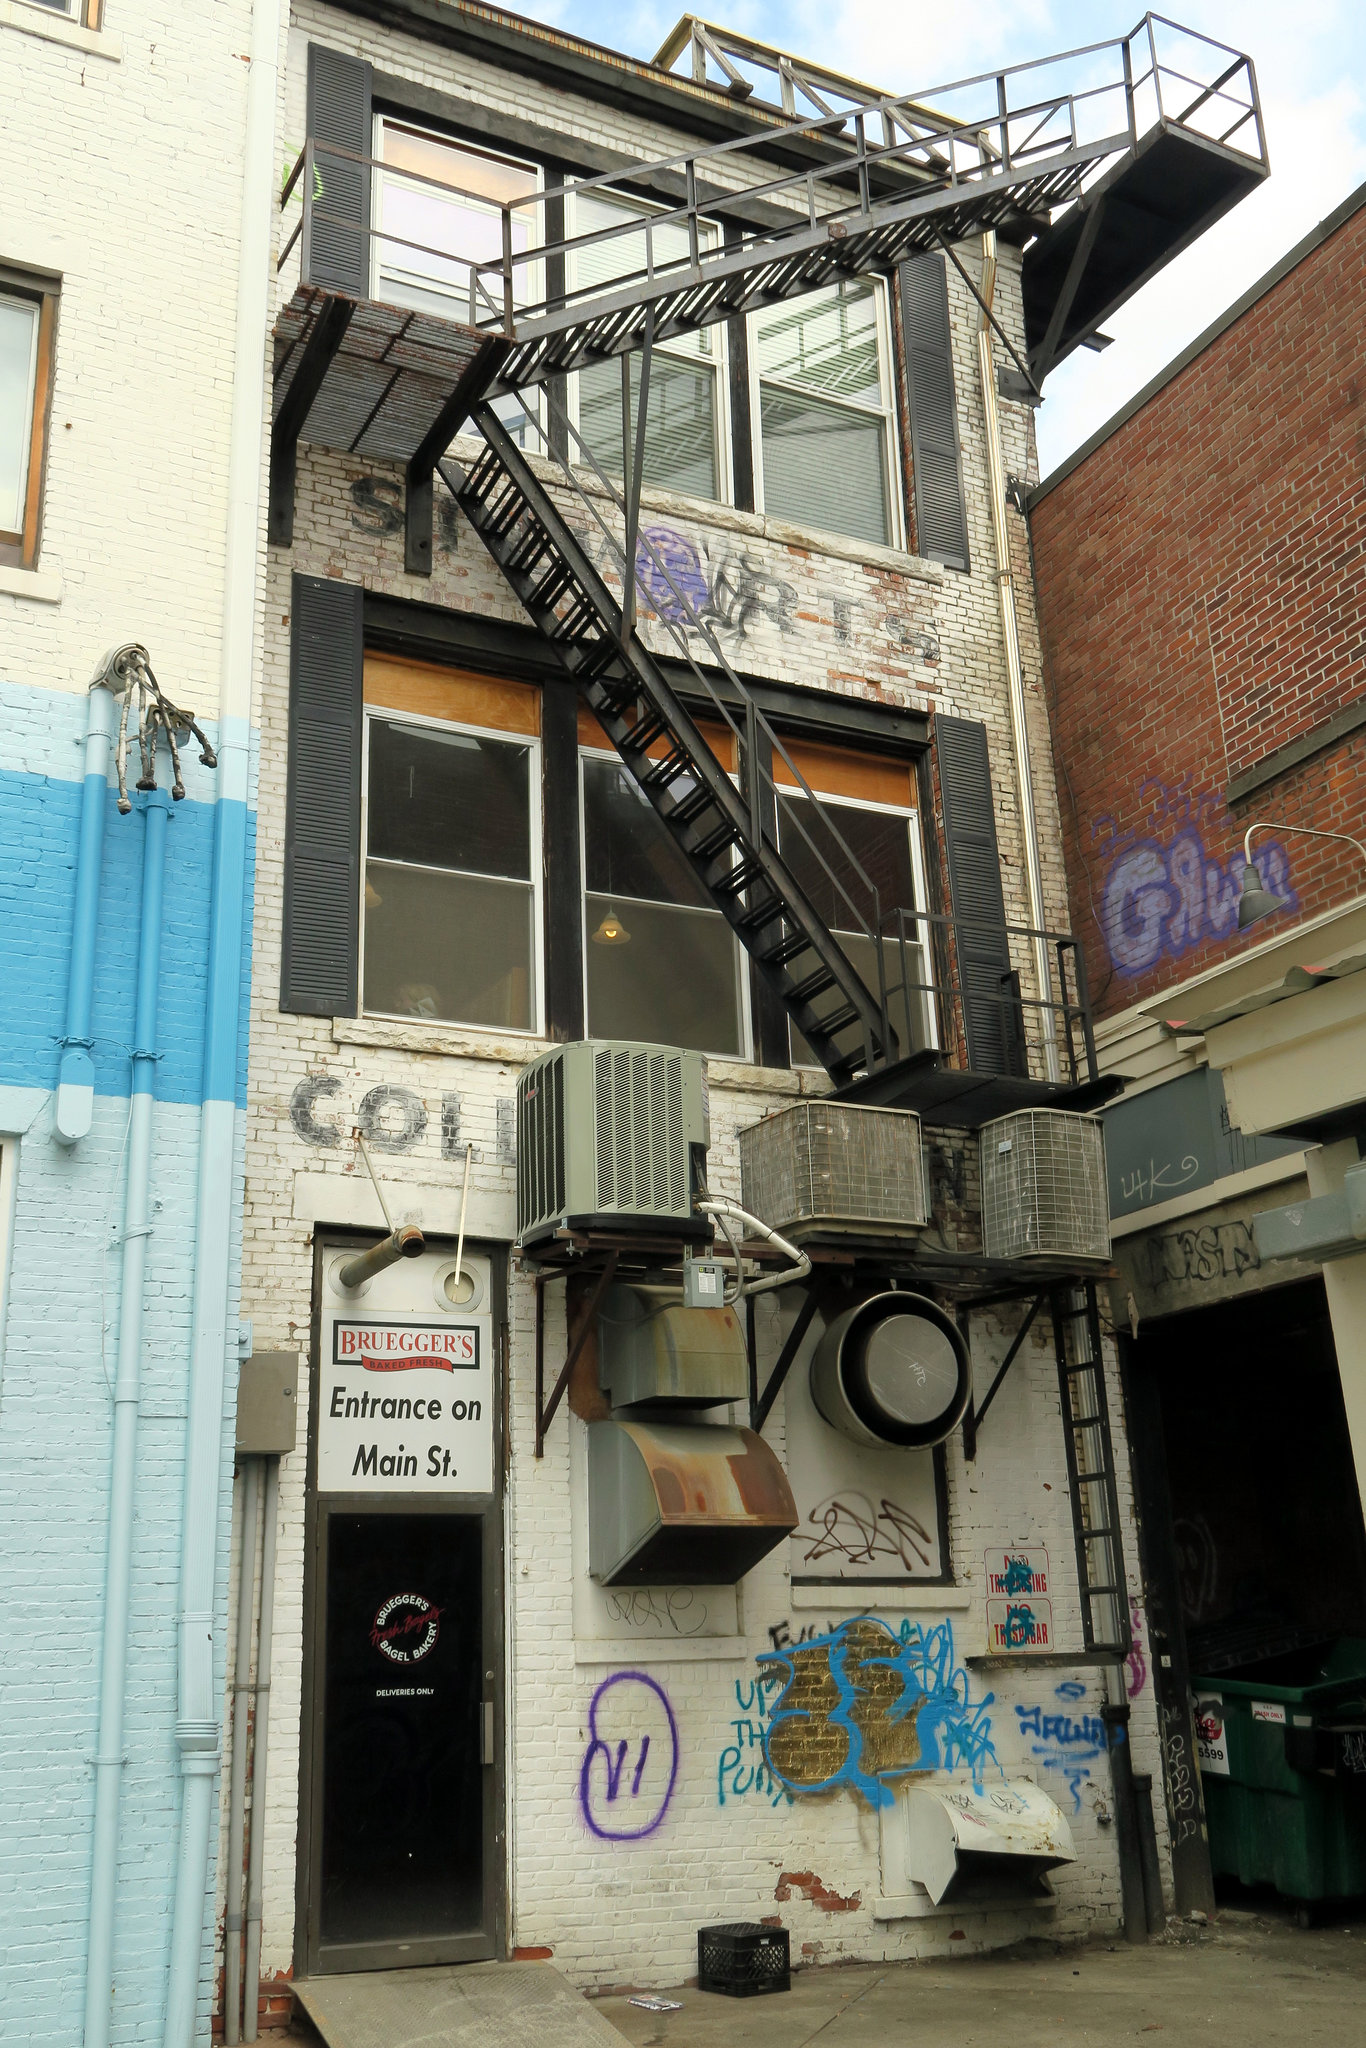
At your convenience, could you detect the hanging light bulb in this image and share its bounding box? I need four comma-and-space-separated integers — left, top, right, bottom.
365, 877, 383, 909
592, 905, 630, 946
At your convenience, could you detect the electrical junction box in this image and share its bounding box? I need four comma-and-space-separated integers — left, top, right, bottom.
236, 1352, 299, 1456
516, 1039, 709, 1247
598, 1282, 747, 1410
683, 1256, 725, 1308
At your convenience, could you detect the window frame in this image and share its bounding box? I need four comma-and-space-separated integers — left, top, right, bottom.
0, 267, 58, 572
565, 186, 732, 510
746, 274, 906, 552
358, 701, 546, 1038
15, 0, 103, 21
775, 778, 937, 1067
577, 741, 753, 1063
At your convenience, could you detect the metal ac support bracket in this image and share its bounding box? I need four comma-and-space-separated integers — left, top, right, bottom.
533, 1250, 619, 1458
960, 1291, 1047, 1461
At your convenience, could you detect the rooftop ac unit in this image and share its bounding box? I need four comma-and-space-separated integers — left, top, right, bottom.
739, 1101, 928, 1240
979, 1109, 1110, 1263
516, 1040, 709, 1247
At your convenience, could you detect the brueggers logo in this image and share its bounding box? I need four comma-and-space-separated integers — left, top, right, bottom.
334, 1319, 479, 1374
370, 1591, 442, 1663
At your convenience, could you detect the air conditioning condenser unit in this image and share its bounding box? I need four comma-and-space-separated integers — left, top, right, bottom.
979, 1109, 1109, 1263
516, 1039, 709, 1247
739, 1100, 928, 1241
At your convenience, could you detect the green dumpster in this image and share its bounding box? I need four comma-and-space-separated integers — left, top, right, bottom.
1192, 1639, 1366, 1915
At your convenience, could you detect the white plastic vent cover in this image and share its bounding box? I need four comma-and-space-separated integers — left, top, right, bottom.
739, 1101, 928, 1237
980, 1109, 1110, 1262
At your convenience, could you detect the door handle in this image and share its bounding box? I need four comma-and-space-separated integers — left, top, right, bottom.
481, 1699, 495, 1766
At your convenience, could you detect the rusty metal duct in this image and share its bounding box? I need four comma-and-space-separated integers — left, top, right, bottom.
588, 1419, 797, 1584
597, 1283, 748, 1409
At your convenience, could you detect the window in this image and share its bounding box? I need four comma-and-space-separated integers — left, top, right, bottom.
775, 744, 934, 1064
570, 192, 727, 504
750, 279, 900, 549
0, 270, 57, 571
372, 118, 540, 324
581, 738, 746, 1059
361, 708, 541, 1032
19, 0, 102, 19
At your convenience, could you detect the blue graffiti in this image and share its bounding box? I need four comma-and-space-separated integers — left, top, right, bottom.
1015, 1686, 1109, 1811
1099, 824, 1296, 977
717, 1678, 794, 1808
1001, 1555, 1037, 1596
757, 1616, 997, 1810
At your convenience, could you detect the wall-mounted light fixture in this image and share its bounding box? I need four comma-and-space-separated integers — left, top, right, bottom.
1237, 821, 1366, 930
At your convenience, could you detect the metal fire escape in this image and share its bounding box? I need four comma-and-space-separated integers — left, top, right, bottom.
271, 12, 1266, 1098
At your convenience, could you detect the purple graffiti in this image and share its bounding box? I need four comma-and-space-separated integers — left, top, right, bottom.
578, 1670, 679, 1842
635, 524, 711, 620
1099, 822, 1296, 977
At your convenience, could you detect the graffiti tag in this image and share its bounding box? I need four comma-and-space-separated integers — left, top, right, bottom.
579, 1670, 679, 1842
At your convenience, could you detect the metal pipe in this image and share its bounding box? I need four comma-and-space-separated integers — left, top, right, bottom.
223, 1460, 260, 2046
338, 1222, 425, 1289
54, 681, 115, 1146
698, 1200, 812, 1299
83, 787, 172, 2048
242, 1458, 279, 2043
976, 231, 1059, 1081
162, 0, 281, 2035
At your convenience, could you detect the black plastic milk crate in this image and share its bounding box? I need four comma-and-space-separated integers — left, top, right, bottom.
697, 1922, 790, 1997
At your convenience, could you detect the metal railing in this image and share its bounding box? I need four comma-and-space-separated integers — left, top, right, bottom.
277, 13, 1264, 376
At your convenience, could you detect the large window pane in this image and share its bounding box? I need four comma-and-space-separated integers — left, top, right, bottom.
0, 295, 39, 537
364, 864, 533, 1029
779, 797, 933, 1063
578, 353, 718, 501
759, 387, 889, 545
754, 284, 882, 407
368, 720, 531, 879
585, 896, 742, 1057
582, 755, 742, 1057
364, 717, 536, 1031
375, 121, 537, 319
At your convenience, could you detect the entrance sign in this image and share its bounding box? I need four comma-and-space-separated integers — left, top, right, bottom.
319, 1258, 495, 1494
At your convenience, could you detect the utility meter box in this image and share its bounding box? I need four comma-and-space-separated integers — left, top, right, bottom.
516, 1039, 709, 1247
235, 1352, 299, 1456
598, 1283, 747, 1410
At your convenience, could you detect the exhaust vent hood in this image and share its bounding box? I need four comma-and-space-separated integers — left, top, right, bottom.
588, 1419, 797, 1585
887, 1777, 1076, 1909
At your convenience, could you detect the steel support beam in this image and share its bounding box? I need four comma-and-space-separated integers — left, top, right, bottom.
404, 335, 513, 575
268, 295, 354, 546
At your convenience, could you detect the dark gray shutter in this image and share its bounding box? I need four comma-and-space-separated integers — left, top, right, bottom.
305, 43, 373, 297
935, 714, 1024, 1075
899, 253, 970, 572
282, 574, 363, 1017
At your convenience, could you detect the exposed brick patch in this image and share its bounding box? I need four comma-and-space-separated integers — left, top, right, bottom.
513, 1945, 556, 1961
774, 1871, 863, 1913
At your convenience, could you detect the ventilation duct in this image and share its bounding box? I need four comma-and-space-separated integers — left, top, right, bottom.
980, 1109, 1110, 1262
811, 1291, 971, 1449
587, 1419, 797, 1584
739, 1101, 928, 1240
886, 1778, 1075, 1908
598, 1284, 748, 1410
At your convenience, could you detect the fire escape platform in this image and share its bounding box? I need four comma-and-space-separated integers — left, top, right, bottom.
1022, 122, 1267, 371
273, 284, 496, 465
834, 1048, 1123, 1127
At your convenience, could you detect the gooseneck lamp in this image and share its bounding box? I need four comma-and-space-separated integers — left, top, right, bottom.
1236, 822, 1366, 931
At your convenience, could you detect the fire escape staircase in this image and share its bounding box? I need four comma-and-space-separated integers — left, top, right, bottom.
270, 15, 1266, 1098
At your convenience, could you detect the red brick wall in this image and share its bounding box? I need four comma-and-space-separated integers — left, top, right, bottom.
1031, 195, 1366, 1018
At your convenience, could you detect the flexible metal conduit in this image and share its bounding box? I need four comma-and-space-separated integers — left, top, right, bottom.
83, 788, 173, 2048
977, 232, 1060, 1083
161, 0, 281, 2035
54, 682, 115, 1146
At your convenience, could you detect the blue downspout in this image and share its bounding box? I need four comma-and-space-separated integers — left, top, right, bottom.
54, 683, 115, 1147
83, 788, 172, 2048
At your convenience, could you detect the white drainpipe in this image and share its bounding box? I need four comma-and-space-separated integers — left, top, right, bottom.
160, 0, 280, 2034
977, 231, 1060, 1082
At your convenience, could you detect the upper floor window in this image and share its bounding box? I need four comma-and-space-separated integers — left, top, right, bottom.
19, 0, 102, 18
569, 193, 727, 505
581, 717, 746, 1059
751, 279, 900, 549
0, 270, 57, 571
360, 664, 542, 1033
372, 118, 540, 324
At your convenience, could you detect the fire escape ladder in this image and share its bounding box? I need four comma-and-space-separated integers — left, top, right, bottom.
442, 400, 896, 1086
1051, 1282, 1131, 1657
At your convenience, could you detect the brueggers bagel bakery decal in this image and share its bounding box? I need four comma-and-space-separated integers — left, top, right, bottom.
318, 1315, 495, 1495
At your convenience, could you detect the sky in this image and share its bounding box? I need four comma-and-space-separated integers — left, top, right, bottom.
537, 0, 1366, 476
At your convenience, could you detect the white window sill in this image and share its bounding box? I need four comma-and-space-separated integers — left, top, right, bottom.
0, 561, 62, 602
0, 1, 121, 57
791, 1582, 972, 1611
334, 1015, 551, 1063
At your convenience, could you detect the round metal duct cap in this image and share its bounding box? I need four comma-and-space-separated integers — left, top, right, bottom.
810, 1291, 971, 1449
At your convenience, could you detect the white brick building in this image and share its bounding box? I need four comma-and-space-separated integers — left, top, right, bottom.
222, 6, 1254, 2031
